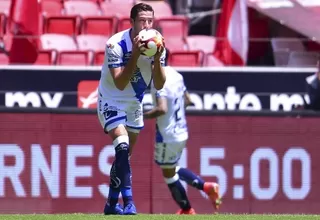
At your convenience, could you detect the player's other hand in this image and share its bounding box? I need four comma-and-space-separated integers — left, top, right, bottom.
132, 35, 144, 58
154, 44, 164, 61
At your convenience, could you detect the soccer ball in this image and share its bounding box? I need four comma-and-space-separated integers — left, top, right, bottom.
138, 29, 163, 57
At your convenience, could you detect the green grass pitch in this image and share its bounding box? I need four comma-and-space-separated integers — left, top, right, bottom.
0, 214, 319, 220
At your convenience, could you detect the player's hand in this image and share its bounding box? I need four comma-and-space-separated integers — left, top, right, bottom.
154, 44, 164, 62
132, 35, 144, 59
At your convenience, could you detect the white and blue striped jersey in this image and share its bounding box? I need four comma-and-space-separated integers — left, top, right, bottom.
151, 66, 188, 143
99, 29, 166, 102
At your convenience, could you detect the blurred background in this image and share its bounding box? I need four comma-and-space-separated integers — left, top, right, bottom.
1, 0, 320, 67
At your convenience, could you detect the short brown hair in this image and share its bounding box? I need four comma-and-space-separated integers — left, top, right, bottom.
130, 3, 154, 20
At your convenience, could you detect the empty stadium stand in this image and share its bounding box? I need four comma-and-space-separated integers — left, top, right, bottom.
1, 0, 319, 67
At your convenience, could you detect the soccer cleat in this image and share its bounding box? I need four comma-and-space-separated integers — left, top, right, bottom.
204, 182, 222, 212
123, 203, 137, 215
104, 203, 123, 215
176, 208, 196, 215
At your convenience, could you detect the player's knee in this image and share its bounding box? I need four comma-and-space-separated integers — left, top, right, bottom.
162, 168, 176, 179
126, 126, 141, 134
108, 124, 128, 139
164, 173, 179, 184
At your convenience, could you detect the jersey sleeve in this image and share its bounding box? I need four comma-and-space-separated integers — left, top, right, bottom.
150, 80, 168, 98
106, 41, 123, 68
155, 86, 168, 98
181, 75, 187, 92
182, 82, 187, 93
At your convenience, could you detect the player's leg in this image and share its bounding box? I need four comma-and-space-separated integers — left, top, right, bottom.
176, 166, 205, 190
162, 166, 195, 215
109, 130, 139, 215
97, 98, 131, 215
176, 166, 222, 211
112, 101, 144, 215
154, 141, 195, 214
126, 101, 144, 157
127, 130, 140, 157
108, 126, 136, 215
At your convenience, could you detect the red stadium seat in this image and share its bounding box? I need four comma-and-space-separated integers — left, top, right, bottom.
186, 35, 216, 53
76, 34, 108, 51
41, 0, 63, 16
164, 38, 186, 52
57, 50, 91, 66
156, 16, 189, 39
169, 51, 203, 67
110, 0, 134, 2
1, 35, 11, 50
0, 13, 6, 36
136, 0, 172, 18
35, 50, 56, 65
62, 0, 100, 2
273, 50, 290, 66
117, 17, 131, 32
287, 51, 319, 67
81, 16, 115, 37
0, 52, 8, 64
93, 51, 105, 65
271, 38, 305, 52
203, 53, 224, 67
44, 15, 78, 35
100, 1, 133, 17
40, 34, 78, 51
64, 0, 101, 16
0, 0, 10, 15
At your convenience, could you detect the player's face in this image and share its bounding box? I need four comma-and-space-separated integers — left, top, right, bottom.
131, 11, 154, 35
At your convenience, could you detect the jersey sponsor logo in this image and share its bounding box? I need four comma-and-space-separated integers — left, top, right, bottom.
77, 81, 99, 109
107, 53, 120, 63
123, 52, 132, 63
103, 103, 118, 120
108, 58, 119, 63
130, 67, 142, 83
130, 76, 141, 83
107, 43, 114, 49
134, 109, 142, 119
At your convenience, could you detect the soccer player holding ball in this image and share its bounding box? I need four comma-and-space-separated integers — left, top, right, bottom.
144, 51, 222, 214
97, 3, 166, 215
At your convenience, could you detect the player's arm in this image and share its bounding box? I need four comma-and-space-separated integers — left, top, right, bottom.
152, 47, 166, 90
181, 76, 192, 108
108, 36, 141, 91
144, 96, 168, 119
184, 91, 193, 108
144, 85, 168, 119
110, 58, 138, 91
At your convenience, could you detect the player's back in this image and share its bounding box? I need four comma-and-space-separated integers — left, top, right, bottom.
152, 66, 188, 143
